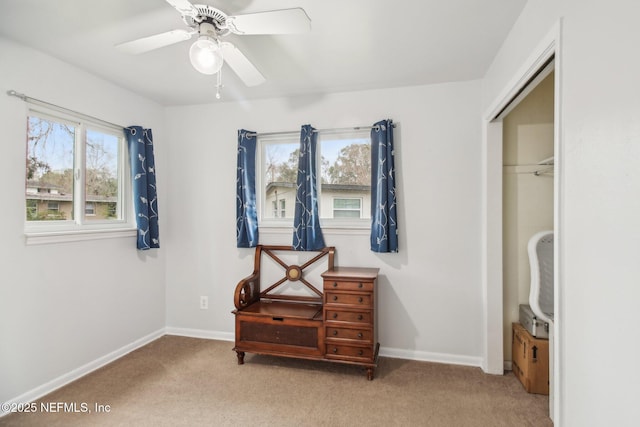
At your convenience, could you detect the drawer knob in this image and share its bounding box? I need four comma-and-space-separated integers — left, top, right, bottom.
333, 282, 338, 287
333, 313, 338, 319
357, 332, 363, 338
333, 347, 338, 353
333, 330, 338, 336
358, 315, 363, 320
333, 295, 338, 301
358, 297, 363, 303
359, 350, 363, 356
358, 282, 363, 288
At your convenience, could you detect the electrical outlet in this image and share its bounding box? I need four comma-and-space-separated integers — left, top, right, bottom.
200, 296, 208, 310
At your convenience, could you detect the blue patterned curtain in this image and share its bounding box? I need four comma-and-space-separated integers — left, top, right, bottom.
370, 119, 398, 252
236, 129, 259, 247
292, 125, 325, 250
125, 126, 160, 250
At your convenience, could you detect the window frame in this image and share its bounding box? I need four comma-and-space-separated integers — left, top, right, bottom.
256, 129, 371, 230
24, 106, 135, 244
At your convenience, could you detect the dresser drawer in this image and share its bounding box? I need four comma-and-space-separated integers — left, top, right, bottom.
325, 292, 372, 306
325, 309, 371, 324
326, 326, 372, 342
326, 344, 373, 360
324, 280, 373, 292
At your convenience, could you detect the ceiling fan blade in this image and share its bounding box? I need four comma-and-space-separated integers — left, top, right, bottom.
165, 0, 198, 17
220, 42, 266, 87
115, 29, 194, 54
226, 8, 311, 35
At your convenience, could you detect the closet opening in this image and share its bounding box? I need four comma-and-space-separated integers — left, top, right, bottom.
483, 44, 559, 422
498, 58, 555, 374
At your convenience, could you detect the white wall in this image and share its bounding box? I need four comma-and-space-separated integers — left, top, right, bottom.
0, 38, 166, 404
164, 81, 485, 364
483, 1, 640, 425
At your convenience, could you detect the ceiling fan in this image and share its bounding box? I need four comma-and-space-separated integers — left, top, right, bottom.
116, 0, 311, 89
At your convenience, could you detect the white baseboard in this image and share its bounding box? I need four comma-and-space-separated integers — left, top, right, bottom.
1, 328, 165, 418
378, 346, 482, 368
504, 360, 513, 371
165, 327, 234, 342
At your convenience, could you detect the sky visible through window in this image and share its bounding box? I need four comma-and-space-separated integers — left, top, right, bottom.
27, 116, 119, 177
264, 137, 368, 164
27, 116, 74, 177
321, 136, 369, 165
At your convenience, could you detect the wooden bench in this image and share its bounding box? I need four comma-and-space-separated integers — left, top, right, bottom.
232, 245, 380, 379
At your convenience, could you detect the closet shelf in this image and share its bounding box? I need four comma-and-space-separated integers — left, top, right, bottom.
537, 156, 554, 166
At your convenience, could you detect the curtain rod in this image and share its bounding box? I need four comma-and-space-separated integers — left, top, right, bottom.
6, 90, 125, 129
247, 123, 395, 138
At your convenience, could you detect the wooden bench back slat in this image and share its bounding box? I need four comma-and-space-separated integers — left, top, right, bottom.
299, 277, 323, 297
258, 245, 334, 302
260, 277, 288, 296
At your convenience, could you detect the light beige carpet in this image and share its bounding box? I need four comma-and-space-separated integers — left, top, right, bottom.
0, 336, 552, 426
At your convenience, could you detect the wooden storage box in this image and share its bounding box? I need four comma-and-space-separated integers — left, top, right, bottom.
234, 301, 324, 357
512, 322, 549, 395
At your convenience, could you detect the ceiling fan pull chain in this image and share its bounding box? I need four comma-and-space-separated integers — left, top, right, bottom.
215, 68, 223, 100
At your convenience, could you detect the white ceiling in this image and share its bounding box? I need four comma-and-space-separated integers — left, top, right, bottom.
0, 0, 527, 106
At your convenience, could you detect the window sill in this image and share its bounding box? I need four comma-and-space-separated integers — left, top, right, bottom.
259, 223, 370, 236
24, 227, 137, 245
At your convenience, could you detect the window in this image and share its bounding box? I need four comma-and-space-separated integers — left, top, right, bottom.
44, 201, 65, 220
271, 199, 287, 218
258, 130, 371, 227
333, 198, 362, 218
85, 202, 96, 216
318, 131, 371, 224
261, 135, 298, 221
25, 107, 133, 238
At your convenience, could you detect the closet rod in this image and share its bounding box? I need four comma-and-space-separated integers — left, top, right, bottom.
534, 166, 554, 176
6, 89, 125, 129
246, 123, 395, 138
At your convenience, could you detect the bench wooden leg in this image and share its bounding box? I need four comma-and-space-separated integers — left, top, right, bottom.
367, 367, 374, 381
236, 351, 245, 365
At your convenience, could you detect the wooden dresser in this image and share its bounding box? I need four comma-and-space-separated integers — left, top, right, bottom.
322, 267, 380, 380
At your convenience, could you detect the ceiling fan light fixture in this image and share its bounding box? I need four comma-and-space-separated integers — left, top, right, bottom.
189, 36, 224, 75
